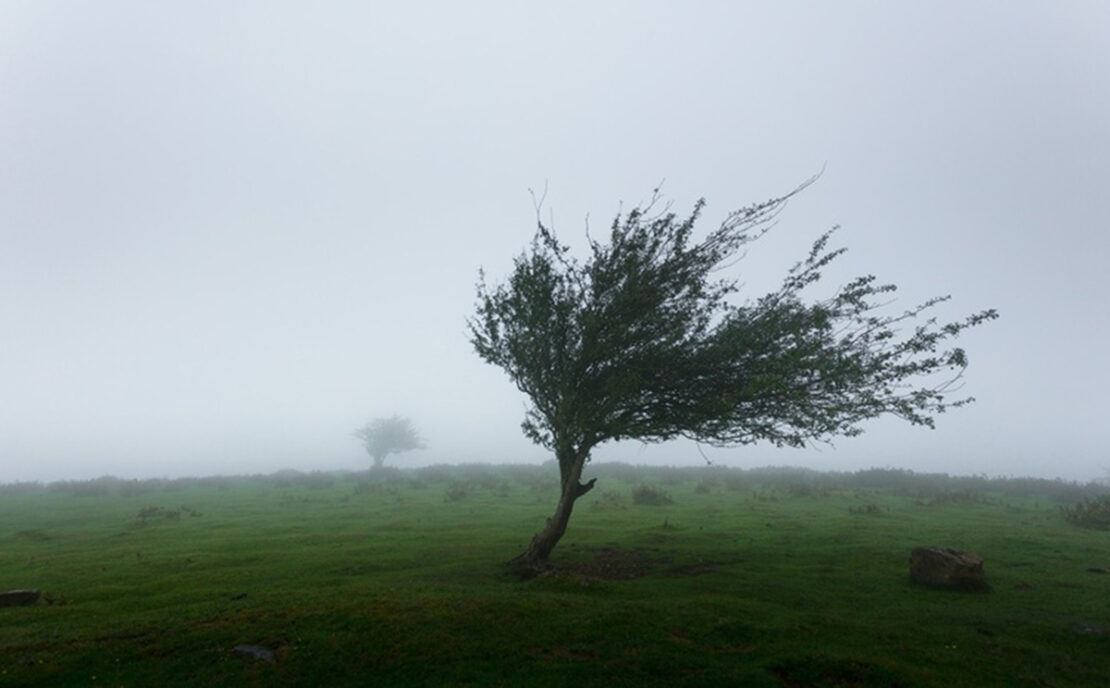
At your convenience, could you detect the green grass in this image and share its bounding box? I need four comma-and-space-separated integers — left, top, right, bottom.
1, 467, 1109, 687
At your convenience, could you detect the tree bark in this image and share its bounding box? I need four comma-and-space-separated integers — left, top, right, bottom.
372, 454, 385, 469
509, 449, 596, 570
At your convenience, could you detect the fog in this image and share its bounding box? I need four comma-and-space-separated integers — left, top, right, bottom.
2, 2, 1108, 483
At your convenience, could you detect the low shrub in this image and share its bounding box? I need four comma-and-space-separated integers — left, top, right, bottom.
1062, 495, 1110, 529
444, 482, 470, 502
135, 505, 200, 525
590, 490, 627, 511
632, 484, 673, 506
417, 465, 460, 483
0, 482, 43, 496
694, 479, 717, 494
51, 476, 123, 497
119, 480, 160, 497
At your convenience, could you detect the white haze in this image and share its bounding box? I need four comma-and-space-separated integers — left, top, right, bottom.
2, 2, 1108, 482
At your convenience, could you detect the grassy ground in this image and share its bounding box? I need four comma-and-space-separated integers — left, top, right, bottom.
1, 465, 1108, 687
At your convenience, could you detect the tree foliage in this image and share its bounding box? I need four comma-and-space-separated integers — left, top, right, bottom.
353, 415, 425, 469
470, 180, 997, 566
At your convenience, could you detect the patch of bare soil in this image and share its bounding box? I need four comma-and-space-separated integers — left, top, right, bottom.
667, 555, 747, 576
523, 645, 597, 661
541, 546, 744, 580
770, 657, 907, 687
589, 546, 673, 579
540, 545, 672, 580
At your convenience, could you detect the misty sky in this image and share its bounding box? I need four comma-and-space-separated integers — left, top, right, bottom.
2, 2, 1108, 483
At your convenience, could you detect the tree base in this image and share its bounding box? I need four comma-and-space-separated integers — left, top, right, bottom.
504, 555, 549, 579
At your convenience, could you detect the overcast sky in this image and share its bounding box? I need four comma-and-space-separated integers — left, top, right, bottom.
2, 2, 1107, 483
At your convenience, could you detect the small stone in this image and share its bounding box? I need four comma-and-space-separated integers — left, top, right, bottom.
0, 590, 42, 607
232, 644, 276, 663
1071, 622, 1107, 635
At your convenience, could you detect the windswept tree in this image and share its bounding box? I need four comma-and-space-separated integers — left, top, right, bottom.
353, 415, 425, 469
470, 180, 996, 568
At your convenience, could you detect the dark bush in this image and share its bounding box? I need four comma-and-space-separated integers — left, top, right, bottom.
296, 472, 336, 490
632, 484, 673, 506
417, 464, 460, 483
460, 466, 502, 490
135, 505, 198, 524
51, 476, 123, 497
1062, 496, 1110, 529
197, 475, 238, 490
0, 482, 43, 496
119, 479, 158, 497
444, 482, 470, 502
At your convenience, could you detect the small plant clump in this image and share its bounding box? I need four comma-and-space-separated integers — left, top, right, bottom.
136, 505, 200, 525
632, 484, 673, 506
444, 482, 470, 502
1062, 495, 1110, 529
590, 490, 627, 511
353, 481, 399, 497
921, 490, 989, 506
849, 504, 886, 515
750, 490, 781, 503
786, 483, 832, 498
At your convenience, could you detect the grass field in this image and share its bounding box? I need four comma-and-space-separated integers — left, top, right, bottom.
1, 464, 1109, 687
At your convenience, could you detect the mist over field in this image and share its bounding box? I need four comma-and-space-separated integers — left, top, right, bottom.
2, 2, 1109, 483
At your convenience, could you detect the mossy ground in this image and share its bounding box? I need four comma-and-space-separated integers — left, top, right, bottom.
1, 466, 1108, 687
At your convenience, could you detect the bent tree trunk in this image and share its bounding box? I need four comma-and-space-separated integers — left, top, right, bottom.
510, 448, 596, 569
371, 454, 386, 469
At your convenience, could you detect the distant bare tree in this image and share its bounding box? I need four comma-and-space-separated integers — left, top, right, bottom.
353, 415, 425, 469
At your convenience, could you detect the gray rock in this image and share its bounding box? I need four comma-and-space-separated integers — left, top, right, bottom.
0, 590, 41, 607
1071, 622, 1107, 635
909, 547, 986, 590
232, 644, 276, 663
